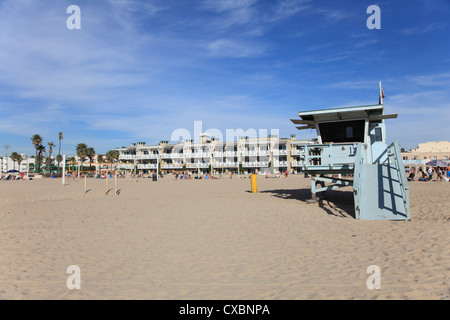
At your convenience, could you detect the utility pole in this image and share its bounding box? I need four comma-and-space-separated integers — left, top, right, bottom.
4, 145, 10, 173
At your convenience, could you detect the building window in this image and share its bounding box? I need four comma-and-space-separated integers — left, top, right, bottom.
433, 156, 437, 160
413, 156, 418, 160
444, 156, 449, 160
403, 156, 408, 160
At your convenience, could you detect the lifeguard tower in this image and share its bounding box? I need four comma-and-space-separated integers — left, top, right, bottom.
290, 83, 410, 220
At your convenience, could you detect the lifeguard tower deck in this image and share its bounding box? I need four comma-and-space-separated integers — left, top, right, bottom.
290, 102, 411, 220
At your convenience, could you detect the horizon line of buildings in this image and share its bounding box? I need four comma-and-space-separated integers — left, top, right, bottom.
2, 139, 450, 174
115, 134, 312, 174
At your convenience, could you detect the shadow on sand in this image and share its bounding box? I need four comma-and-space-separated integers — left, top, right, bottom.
260, 188, 356, 219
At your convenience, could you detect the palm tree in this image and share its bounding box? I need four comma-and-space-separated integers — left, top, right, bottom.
37, 144, 46, 171
47, 142, 55, 171
86, 147, 96, 172
31, 134, 43, 171
58, 132, 63, 165
106, 150, 119, 170
56, 154, 63, 169
17, 154, 23, 172
76, 143, 88, 173
10, 152, 19, 171
45, 156, 54, 169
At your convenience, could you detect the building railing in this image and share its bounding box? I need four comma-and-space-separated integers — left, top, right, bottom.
192, 153, 211, 158
273, 149, 288, 156
242, 161, 269, 167
212, 151, 238, 157
186, 163, 209, 168
137, 154, 158, 160
119, 154, 135, 160
160, 153, 183, 159
161, 164, 183, 169
214, 162, 239, 167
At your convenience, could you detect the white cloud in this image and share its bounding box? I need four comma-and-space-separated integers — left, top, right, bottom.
201, 0, 258, 12
406, 73, 450, 87
402, 22, 447, 35
265, 0, 311, 22
206, 39, 267, 57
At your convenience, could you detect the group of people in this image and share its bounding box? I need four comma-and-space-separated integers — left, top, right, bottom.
174, 171, 220, 180
410, 166, 450, 182
265, 170, 289, 179
0, 174, 23, 180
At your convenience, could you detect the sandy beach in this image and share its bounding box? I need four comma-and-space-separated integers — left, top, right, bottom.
0, 174, 449, 300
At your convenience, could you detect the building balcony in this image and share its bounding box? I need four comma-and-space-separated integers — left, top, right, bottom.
273, 149, 288, 156
242, 151, 258, 156
186, 163, 210, 169
291, 161, 305, 167
214, 162, 239, 167
119, 154, 135, 160
192, 152, 211, 158
138, 164, 157, 170
161, 153, 183, 159
242, 161, 269, 167
274, 161, 288, 167
137, 154, 158, 160
213, 151, 238, 157
161, 163, 183, 169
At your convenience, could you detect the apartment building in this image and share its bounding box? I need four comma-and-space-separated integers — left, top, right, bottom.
0, 155, 35, 173
116, 134, 312, 174
401, 141, 450, 171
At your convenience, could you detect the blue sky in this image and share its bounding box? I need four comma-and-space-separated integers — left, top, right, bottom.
0, 0, 449, 155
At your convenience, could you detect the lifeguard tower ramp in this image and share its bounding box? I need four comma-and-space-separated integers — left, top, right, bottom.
291, 101, 410, 220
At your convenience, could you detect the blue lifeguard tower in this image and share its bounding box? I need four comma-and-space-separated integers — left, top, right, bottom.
290, 84, 410, 220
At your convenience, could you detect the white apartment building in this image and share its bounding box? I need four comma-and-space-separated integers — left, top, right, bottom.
116, 134, 313, 174
0, 155, 35, 173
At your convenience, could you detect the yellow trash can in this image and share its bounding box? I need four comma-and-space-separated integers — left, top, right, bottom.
251, 173, 257, 193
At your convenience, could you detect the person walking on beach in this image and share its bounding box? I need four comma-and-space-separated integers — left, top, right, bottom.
437, 167, 443, 181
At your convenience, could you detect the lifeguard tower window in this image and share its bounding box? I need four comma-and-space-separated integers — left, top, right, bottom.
318, 120, 365, 143
371, 127, 383, 142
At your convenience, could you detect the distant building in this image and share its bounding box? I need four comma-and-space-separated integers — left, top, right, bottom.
401, 141, 450, 171
0, 155, 35, 173
116, 135, 313, 174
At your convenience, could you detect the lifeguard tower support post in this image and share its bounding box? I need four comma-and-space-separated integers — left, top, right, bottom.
290, 84, 410, 220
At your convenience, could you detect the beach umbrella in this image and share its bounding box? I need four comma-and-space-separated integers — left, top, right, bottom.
7, 169, 20, 173
426, 160, 448, 167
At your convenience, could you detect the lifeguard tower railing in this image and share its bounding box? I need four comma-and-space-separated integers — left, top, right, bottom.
296, 141, 410, 220
299, 142, 358, 174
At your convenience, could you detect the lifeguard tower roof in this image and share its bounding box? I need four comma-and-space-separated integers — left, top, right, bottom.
291, 104, 397, 131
